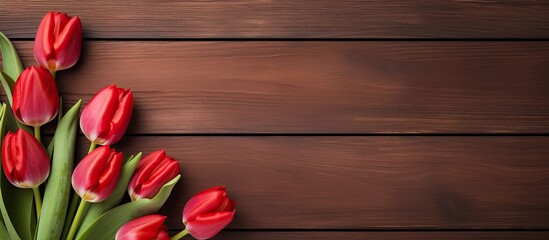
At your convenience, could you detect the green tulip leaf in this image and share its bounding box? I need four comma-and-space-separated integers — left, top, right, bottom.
36, 100, 82, 240
0, 221, 10, 240
0, 104, 8, 144
77, 153, 142, 234
0, 71, 15, 106
0, 32, 23, 81
76, 175, 181, 240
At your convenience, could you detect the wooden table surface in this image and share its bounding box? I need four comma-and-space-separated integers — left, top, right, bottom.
2, 1, 549, 239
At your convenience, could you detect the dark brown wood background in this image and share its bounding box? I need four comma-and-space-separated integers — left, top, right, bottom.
2, 1, 549, 239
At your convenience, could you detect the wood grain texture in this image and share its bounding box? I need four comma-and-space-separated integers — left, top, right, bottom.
8, 41, 549, 134
73, 136, 549, 229
212, 231, 549, 240
1, 1, 549, 38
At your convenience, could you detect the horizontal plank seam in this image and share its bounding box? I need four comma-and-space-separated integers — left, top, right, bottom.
92, 133, 549, 137
39, 133, 549, 137
8, 38, 549, 42
168, 228, 549, 232
63, 133, 549, 137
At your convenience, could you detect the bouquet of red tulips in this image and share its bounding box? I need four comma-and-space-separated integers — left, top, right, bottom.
0, 12, 235, 240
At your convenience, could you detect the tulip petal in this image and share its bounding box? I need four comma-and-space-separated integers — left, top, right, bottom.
80, 85, 118, 144
34, 12, 56, 70
183, 187, 227, 223
96, 152, 123, 201
134, 160, 179, 200
72, 146, 111, 190
103, 88, 133, 145
53, 13, 70, 39
186, 211, 235, 240
115, 215, 167, 240
53, 16, 82, 71
156, 230, 170, 240
18, 130, 50, 188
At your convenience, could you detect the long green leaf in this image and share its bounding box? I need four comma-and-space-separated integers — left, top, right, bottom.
0, 221, 10, 240
0, 103, 35, 240
76, 175, 181, 240
0, 32, 23, 81
76, 153, 142, 235
0, 71, 15, 106
36, 100, 82, 240
0, 71, 18, 132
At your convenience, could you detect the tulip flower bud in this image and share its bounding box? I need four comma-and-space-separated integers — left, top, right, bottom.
182, 186, 236, 240
34, 11, 82, 71
1, 129, 50, 188
80, 85, 133, 145
72, 146, 123, 203
12, 66, 59, 127
115, 215, 169, 240
128, 150, 179, 201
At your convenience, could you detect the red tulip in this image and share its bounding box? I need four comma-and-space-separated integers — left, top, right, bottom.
80, 85, 133, 145
1, 129, 50, 188
71, 145, 123, 203
34, 11, 82, 71
128, 150, 179, 201
115, 215, 169, 240
182, 186, 236, 240
12, 66, 59, 127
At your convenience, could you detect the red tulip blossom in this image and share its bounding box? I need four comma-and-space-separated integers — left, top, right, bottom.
2, 129, 50, 188
71, 145, 123, 203
182, 186, 236, 240
34, 11, 82, 71
12, 66, 59, 127
80, 85, 133, 145
128, 150, 180, 201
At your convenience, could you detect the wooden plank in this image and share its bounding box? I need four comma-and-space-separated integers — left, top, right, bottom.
212, 231, 549, 240
1, 1, 549, 38
77, 136, 549, 229
9, 41, 549, 134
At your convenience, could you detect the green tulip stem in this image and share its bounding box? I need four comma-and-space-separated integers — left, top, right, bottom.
88, 142, 97, 153
66, 199, 88, 240
32, 187, 42, 220
170, 229, 189, 240
61, 194, 81, 239
34, 126, 41, 144
50, 70, 56, 79
62, 142, 96, 239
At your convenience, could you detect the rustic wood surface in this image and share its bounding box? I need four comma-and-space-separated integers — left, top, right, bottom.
89, 136, 549, 229
10, 41, 549, 134
214, 231, 549, 240
2, 0, 549, 239
2, 1, 549, 38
